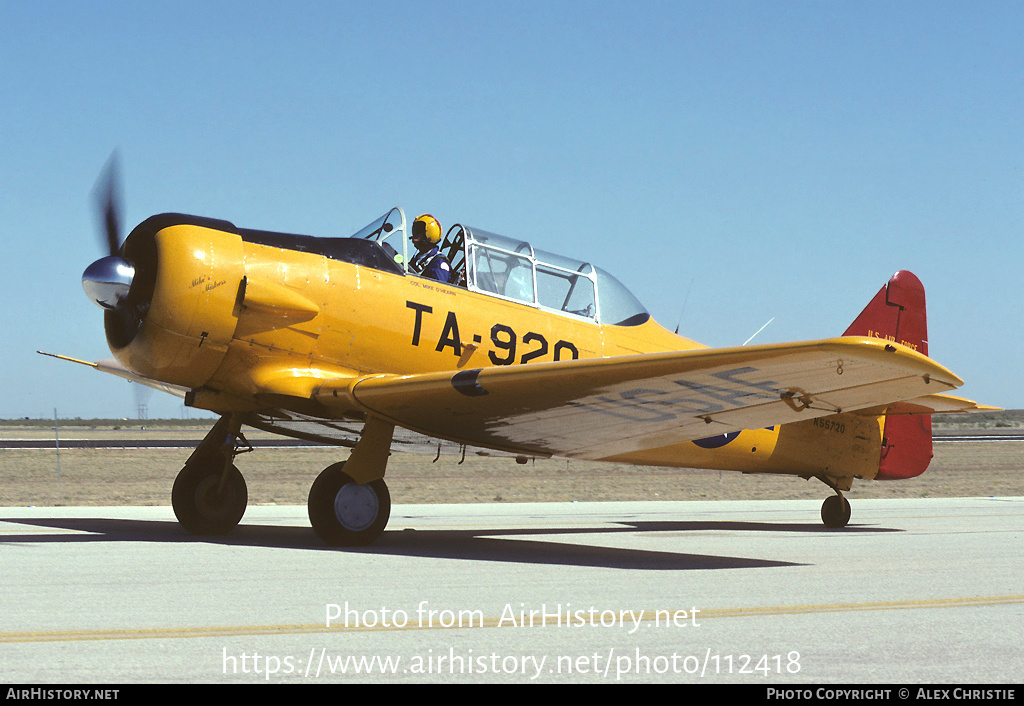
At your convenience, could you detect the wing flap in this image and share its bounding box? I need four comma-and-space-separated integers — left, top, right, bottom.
317, 336, 963, 459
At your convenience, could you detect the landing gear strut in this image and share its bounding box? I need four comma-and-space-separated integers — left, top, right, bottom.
172, 414, 250, 535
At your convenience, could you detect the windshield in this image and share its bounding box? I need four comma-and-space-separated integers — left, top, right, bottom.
349, 208, 408, 271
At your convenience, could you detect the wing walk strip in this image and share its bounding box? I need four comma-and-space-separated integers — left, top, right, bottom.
4, 595, 1022, 643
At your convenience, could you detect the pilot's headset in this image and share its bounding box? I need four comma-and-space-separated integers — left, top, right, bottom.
412, 214, 442, 245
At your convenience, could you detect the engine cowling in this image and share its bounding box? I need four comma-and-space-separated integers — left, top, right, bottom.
104, 214, 244, 390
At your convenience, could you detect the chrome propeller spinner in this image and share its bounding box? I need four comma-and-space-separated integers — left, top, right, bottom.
82, 255, 136, 310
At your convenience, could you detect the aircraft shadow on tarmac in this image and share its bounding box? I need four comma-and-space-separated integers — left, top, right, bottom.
0, 515, 902, 571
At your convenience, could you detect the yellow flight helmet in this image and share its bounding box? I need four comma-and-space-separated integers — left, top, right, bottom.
412, 214, 442, 245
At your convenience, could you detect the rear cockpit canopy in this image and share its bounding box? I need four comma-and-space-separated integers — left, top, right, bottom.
353, 207, 650, 326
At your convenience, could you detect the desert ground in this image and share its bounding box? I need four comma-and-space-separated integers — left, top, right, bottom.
2, 418, 1021, 507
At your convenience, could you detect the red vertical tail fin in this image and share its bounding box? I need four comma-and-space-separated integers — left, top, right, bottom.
843, 271, 932, 479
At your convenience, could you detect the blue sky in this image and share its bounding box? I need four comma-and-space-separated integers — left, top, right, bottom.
2, 0, 1021, 419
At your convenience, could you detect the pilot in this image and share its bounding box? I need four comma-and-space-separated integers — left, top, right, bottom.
409, 213, 452, 283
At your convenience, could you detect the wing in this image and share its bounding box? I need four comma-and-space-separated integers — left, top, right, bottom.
317, 336, 965, 460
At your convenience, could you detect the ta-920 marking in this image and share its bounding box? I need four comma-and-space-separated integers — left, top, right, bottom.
407, 301, 579, 364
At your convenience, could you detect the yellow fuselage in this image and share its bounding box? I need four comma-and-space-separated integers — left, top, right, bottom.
113, 220, 883, 488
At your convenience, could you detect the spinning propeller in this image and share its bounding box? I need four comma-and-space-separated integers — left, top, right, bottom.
82, 153, 136, 310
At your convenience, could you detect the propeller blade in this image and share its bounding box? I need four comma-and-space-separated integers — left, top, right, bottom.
93, 152, 123, 256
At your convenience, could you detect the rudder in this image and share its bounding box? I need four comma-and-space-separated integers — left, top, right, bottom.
843, 271, 932, 479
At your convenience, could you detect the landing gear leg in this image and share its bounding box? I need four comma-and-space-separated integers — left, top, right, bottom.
172, 413, 250, 535
308, 416, 394, 546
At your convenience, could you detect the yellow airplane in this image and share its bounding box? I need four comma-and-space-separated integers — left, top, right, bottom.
46, 160, 991, 546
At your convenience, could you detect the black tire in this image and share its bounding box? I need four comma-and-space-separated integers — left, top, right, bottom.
308, 462, 390, 547
172, 453, 247, 535
820, 494, 852, 528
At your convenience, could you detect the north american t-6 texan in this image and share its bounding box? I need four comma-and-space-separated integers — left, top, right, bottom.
45, 158, 993, 546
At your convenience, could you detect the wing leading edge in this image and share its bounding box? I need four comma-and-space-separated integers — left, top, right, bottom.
317, 336, 966, 460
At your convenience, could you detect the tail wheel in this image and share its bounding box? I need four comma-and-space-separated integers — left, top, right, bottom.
308, 462, 390, 546
172, 453, 248, 535
821, 494, 852, 528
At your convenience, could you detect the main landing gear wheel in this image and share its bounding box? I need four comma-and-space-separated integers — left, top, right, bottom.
821, 493, 852, 528
172, 453, 248, 535
308, 462, 391, 547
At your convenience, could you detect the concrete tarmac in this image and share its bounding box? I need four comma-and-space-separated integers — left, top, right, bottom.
1, 497, 1021, 684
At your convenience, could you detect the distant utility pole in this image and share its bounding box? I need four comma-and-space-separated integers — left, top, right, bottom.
53, 408, 62, 497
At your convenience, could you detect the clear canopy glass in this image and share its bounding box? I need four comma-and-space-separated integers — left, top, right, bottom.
349, 208, 649, 326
